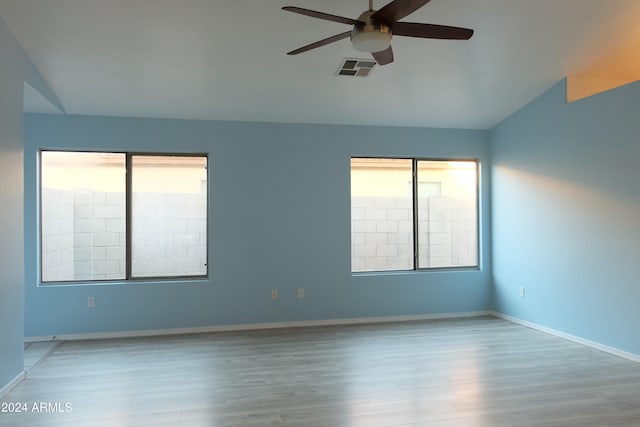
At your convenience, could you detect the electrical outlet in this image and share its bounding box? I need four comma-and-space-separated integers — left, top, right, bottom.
87, 296, 95, 308
297, 288, 304, 299
519, 287, 525, 298
271, 289, 278, 300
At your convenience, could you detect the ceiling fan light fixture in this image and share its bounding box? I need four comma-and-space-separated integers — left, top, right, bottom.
351, 30, 392, 53
351, 10, 392, 53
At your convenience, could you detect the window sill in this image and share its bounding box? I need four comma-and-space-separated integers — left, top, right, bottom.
351, 266, 481, 277
38, 277, 210, 287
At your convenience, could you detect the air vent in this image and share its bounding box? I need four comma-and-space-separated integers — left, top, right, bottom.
336, 58, 376, 77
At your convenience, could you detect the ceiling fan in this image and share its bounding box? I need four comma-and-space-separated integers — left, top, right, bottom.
282, 0, 474, 65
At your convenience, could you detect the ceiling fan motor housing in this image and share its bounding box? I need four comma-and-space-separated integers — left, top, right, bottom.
351, 10, 392, 53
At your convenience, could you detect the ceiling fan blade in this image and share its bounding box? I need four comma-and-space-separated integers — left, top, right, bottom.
287, 31, 352, 55
282, 6, 363, 26
372, 46, 394, 65
393, 22, 474, 39
371, 0, 431, 25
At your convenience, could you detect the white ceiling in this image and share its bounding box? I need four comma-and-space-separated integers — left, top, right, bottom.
2, 0, 640, 129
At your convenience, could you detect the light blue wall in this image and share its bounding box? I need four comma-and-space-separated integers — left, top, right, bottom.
24, 114, 492, 337
0, 17, 25, 390
491, 79, 640, 355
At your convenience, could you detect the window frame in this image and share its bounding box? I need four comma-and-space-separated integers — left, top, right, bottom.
39, 150, 209, 284
350, 156, 480, 273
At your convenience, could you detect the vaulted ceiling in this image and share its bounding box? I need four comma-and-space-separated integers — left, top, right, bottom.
2, 0, 640, 129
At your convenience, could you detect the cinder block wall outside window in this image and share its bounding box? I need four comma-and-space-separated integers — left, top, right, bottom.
41, 188, 206, 281
351, 195, 476, 271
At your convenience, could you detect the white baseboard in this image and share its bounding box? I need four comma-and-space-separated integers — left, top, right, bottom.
492, 311, 640, 364
0, 371, 26, 399
25, 311, 491, 342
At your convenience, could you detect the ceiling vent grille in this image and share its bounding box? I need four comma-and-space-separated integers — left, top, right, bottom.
336, 58, 376, 77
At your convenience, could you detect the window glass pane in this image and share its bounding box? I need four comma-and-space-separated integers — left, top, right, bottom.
131, 155, 208, 278
417, 160, 477, 268
41, 151, 126, 282
351, 158, 414, 272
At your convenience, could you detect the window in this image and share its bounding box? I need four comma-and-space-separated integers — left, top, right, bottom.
40, 151, 208, 283
351, 158, 478, 272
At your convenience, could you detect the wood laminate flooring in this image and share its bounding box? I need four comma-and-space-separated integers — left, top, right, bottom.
2, 316, 640, 426
23, 341, 62, 372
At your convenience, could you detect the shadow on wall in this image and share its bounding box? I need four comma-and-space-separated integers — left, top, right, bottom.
491, 165, 640, 321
